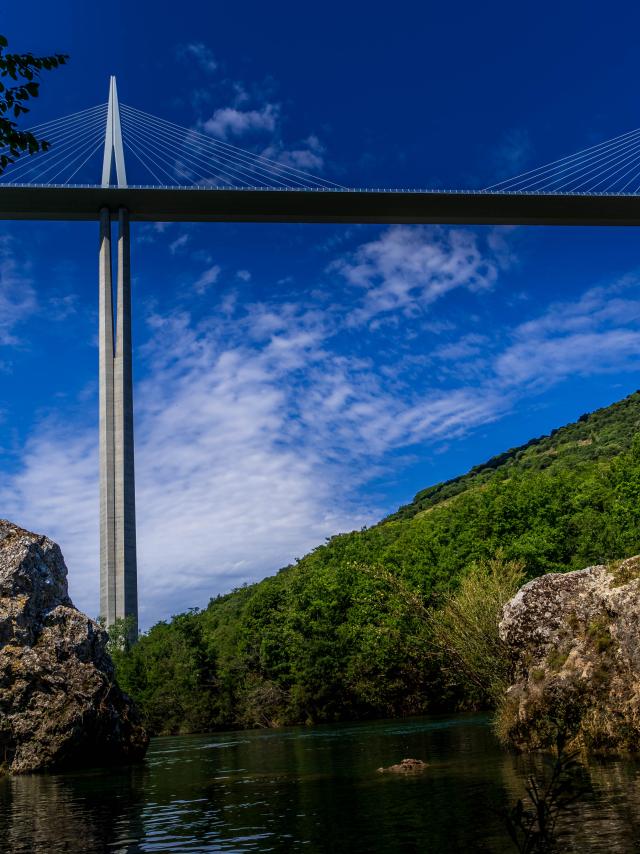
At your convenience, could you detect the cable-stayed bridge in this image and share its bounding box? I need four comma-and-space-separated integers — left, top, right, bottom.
2, 79, 640, 224
3, 77, 637, 639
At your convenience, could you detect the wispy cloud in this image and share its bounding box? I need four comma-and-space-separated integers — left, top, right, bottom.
194, 263, 221, 294
491, 128, 534, 181
169, 233, 190, 255
333, 225, 511, 327
204, 104, 279, 140
177, 42, 218, 74
6, 222, 640, 628
262, 134, 325, 172
494, 278, 640, 388
0, 236, 38, 346
186, 47, 328, 176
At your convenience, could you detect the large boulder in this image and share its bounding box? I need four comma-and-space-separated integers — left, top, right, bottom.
497, 556, 640, 753
0, 520, 148, 773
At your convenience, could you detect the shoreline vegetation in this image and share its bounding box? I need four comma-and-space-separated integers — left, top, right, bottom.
112, 390, 640, 748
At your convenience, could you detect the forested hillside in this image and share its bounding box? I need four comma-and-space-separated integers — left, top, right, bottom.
113, 391, 640, 734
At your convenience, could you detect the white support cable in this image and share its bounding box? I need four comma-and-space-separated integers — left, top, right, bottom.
47, 127, 106, 184
25, 132, 104, 186
1, 116, 108, 183
64, 136, 106, 185
122, 124, 205, 185
121, 127, 190, 185
571, 142, 640, 192
121, 115, 302, 188
19, 123, 107, 184
121, 105, 339, 188
0, 114, 108, 180
584, 139, 640, 192
122, 137, 167, 185
618, 160, 640, 194
504, 132, 640, 193
3, 110, 108, 153
491, 129, 640, 193
124, 129, 241, 187
0, 105, 108, 160
484, 126, 640, 190
121, 121, 242, 187
120, 108, 325, 188
120, 103, 345, 188
22, 103, 107, 135
120, 106, 297, 185
120, 103, 331, 184
535, 133, 640, 193
121, 117, 284, 188
0, 113, 109, 181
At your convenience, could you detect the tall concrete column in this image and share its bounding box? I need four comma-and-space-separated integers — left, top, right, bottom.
99, 207, 138, 640
114, 207, 138, 639
99, 208, 116, 626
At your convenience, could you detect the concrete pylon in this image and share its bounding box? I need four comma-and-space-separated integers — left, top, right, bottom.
99, 77, 138, 641
99, 207, 138, 640
99, 209, 116, 625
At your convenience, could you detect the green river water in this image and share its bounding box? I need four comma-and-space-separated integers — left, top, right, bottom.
1, 714, 639, 852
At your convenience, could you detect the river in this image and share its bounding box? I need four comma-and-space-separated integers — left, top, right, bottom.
1, 714, 639, 852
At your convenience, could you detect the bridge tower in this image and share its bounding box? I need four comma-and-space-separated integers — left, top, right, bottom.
99, 76, 138, 640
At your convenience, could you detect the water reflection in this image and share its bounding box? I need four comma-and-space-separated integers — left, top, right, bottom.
0, 716, 639, 852
0, 764, 147, 853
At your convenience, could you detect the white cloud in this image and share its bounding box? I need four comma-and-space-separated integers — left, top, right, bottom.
0, 237, 38, 346
7, 222, 640, 631
178, 42, 218, 74
136, 222, 172, 245
0, 307, 380, 625
333, 225, 509, 326
192, 64, 329, 181
494, 279, 640, 388
236, 269, 251, 282
194, 264, 221, 294
0, 427, 99, 614
204, 104, 279, 140
48, 293, 78, 321
433, 333, 488, 362
491, 128, 534, 180
0, 270, 517, 626
169, 233, 190, 255
262, 134, 325, 172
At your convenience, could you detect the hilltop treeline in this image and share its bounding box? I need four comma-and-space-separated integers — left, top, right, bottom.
112, 391, 640, 735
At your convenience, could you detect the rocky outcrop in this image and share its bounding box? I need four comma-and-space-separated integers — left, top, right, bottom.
498, 556, 640, 753
0, 520, 148, 773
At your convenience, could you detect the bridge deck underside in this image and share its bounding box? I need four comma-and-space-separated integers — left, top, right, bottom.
1, 187, 640, 225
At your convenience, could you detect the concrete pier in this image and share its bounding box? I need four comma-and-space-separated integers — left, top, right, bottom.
99, 208, 116, 626
99, 207, 138, 639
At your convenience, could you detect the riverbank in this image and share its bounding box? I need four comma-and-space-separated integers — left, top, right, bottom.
2, 714, 639, 852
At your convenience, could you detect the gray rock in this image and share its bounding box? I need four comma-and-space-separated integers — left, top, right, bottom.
0, 520, 148, 773
497, 555, 640, 753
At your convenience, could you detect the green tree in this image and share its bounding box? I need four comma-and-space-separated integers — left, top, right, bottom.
112, 395, 640, 734
0, 34, 68, 172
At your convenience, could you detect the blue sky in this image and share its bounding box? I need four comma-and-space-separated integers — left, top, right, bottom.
3, 1, 640, 627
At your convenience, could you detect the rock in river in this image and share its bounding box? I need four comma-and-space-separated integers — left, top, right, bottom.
0, 520, 148, 773
377, 758, 428, 773
498, 555, 640, 753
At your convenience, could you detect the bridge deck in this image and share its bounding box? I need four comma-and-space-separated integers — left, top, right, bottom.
0, 185, 639, 225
